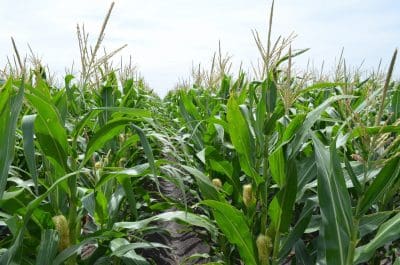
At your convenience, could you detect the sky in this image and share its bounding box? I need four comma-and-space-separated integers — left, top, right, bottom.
1, 0, 399, 96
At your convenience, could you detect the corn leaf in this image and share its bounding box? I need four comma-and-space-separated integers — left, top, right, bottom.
269, 147, 285, 187
110, 239, 169, 257
36, 229, 59, 265
391, 86, 400, 120
227, 96, 260, 183
312, 134, 353, 265
358, 157, 400, 216
279, 199, 314, 260
53, 233, 121, 265
0, 79, 24, 198
291, 95, 354, 157
113, 211, 217, 236
202, 200, 257, 265
0, 171, 80, 264
131, 124, 157, 178
22, 114, 38, 194
268, 158, 298, 233
83, 118, 129, 165
182, 165, 220, 201
26, 92, 69, 174
354, 212, 400, 264
294, 240, 313, 265
359, 211, 393, 237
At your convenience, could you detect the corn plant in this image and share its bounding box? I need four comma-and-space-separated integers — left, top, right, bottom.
170, 41, 400, 264
1, 2, 400, 265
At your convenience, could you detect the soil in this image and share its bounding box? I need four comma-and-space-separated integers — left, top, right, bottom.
140, 179, 211, 265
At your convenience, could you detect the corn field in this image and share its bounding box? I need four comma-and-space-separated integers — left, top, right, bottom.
0, 3, 400, 265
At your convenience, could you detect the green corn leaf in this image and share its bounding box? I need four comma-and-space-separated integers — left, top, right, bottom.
113, 211, 217, 237
0, 78, 24, 198
295, 82, 346, 97
181, 165, 220, 201
105, 107, 151, 118
391, 85, 400, 120
294, 240, 313, 265
359, 211, 393, 237
110, 239, 170, 257
202, 200, 257, 265
279, 199, 314, 261
95, 190, 108, 226
178, 91, 203, 150
264, 103, 284, 136
209, 159, 233, 179
264, 74, 277, 113
110, 238, 151, 265
99, 85, 115, 127
296, 156, 317, 201
205, 146, 241, 198
25, 92, 69, 174
53, 89, 68, 125
209, 158, 241, 197
354, 212, 400, 264
0, 171, 81, 264
131, 124, 157, 178
282, 114, 306, 144
349, 125, 400, 140
83, 118, 155, 168
22, 114, 38, 194
290, 95, 354, 157
343, 155, 362, 195
32, 78, 52, 100
53, 233, 119, 265
312, 133, 353, 265
36, 229, 59, 265
219, 75, 231, 99
358, 157, 400, 216
254, 83, 266, 144
96, 163, 149, 189
72, 108, 150, 147
227, 96, 260, 183
179, 90, 202, 121
269, 147, 285, 187
83, 118, 130, 165
268, 158, 298, 233
275, 48, 310, 68
117, 176, 138, 220
64, 74, 79, 115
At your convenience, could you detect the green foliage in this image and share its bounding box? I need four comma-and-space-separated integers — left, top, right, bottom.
1, 26, 399, 265
0, 78, 24, 198
167, 47, 400, 264
202, 200, 257, 265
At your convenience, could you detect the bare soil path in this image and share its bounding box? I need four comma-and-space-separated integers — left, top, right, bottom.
141, 179, 210, 264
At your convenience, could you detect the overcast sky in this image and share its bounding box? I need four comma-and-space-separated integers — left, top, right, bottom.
1, 0, 399, 96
